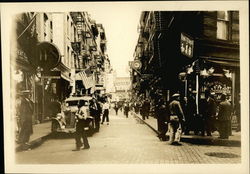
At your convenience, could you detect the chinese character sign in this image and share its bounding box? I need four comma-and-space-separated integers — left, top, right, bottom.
180, 33, 194, 58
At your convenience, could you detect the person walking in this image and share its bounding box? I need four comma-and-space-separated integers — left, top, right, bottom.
101, 99, 110, 125
89, 98, 102, 132
72, 101, 90, 151
17, 90, 34, 150
124, 102, 130, 118
134, 101, 140, 114
168, 93, 185, 145
114, 102, 119, 115
142, 99, 150, 120
217, 94, 232, 139
155, 96, 169, 141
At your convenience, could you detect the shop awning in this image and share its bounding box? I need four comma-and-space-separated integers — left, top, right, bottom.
200, 56, 240, 68
75, 70, 94, 89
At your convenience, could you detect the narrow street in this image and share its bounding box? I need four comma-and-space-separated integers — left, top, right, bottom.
15, 110, 241, 164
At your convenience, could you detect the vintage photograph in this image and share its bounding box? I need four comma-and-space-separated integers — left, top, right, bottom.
1, 1, 249, 174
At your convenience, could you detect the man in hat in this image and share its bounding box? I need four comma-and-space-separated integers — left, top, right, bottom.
155, 96, 169, 141
17, 90, 34, 150
184, 92, 197, 135
168, 93, 185, 145
141, 98, 150, 120
217, 94, 232, 139
73, 100, 90, 151
202, 90, 217, 136
89, 98, 102, 132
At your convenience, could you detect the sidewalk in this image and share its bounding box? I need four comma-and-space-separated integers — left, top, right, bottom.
132, 112, 241, 147
16, 121, 52, 152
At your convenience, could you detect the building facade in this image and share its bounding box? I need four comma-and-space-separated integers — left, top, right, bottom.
113, 77, 131, 102
11, 12, 110, 124
132, 11, 239, 115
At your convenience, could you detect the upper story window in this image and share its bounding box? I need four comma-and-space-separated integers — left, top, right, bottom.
44, 13, 49, 41
67, 15, 69, 36
217, 11, 229, 40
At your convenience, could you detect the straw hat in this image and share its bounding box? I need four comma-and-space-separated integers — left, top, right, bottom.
172, 93, 180, 98
19, 90, 31, 95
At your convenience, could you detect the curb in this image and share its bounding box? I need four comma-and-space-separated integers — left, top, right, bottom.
16, 129, 97, 152
132, 112, 241, 147
133, 112, 160, 135
16, 133, 52, 152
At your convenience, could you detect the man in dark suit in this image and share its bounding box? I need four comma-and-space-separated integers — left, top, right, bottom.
89, 98, 102, 132
217, 94, 232, 139
142, 99, 150, 120
203, 90, 217, 136
18, 90, 34, 150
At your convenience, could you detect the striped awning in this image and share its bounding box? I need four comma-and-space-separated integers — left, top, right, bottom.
75, 70, 95, 89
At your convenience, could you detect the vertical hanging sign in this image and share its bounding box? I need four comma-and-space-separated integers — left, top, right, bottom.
180, 33, 194, 58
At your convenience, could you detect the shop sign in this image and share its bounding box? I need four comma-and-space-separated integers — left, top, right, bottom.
41, 71, 61, 79
131, 60, 142, 70
180, 33, 194, 58
30, 42, 61, 71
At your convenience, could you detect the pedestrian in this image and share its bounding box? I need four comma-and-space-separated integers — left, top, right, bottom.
183, 93, 197, 135
124, 102, 130, 118
141, 99, 150, 120
101, 99, 110, 125
17, 90, 34, 150
134, 101, 140, 114
89, 98, 102, 132
114, 102, 119, 115
50, 97, 61, 118
217, 94, 232, 139
73, 101, 90, 151
168, 93, 185, 145
235, 93, 241, 132
15, 94, 22, 142
203, 90, 217, 136
155, 95, 169, 141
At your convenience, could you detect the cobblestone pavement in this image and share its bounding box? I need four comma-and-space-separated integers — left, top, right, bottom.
15, 110, 241, 164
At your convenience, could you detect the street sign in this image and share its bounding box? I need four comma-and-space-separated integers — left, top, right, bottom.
180, 33, 194, 58
131, 60, 142, 70
30, 42, 61, 71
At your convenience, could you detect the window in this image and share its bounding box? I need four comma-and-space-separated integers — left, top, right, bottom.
217, 11, 229, 40
67, 15, 69, 36
50, 21, 53, 29
67, 46, 70, 66
44, 13, 49, 41
71, 22, 74, 41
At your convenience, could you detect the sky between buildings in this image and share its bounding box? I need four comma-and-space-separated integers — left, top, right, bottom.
87, 8, 141, 78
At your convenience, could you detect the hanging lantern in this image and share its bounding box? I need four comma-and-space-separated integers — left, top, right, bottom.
200, 68, 209, 77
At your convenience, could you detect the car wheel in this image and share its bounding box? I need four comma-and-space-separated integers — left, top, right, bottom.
51, 120, 60, 132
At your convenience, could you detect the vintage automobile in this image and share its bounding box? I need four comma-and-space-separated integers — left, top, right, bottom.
51, 95, 95, 135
